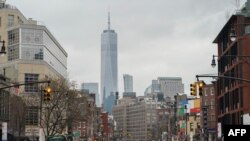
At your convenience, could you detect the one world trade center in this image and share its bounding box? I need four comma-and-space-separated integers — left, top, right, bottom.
101, 12, 118, 114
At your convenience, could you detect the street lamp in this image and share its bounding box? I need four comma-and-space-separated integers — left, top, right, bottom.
211, 55, 216, 68
0, 40, 6, 55
185, 105, 188, 141
211, 54, 250, 68
229, 27, 236, 41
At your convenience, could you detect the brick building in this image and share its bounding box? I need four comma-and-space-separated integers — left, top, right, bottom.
200, 84, 216, 141
213, 0, 250, 138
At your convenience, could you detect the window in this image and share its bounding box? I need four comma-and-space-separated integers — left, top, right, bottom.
34, 49, 43, 60
79, 103, 86, 116
8, 15, 14, 27
8, 29, 19, 45
205, 88, 208, 96
8, 45, 19, 61
0, 17, 1, 26
25, 106, 38, 125
204, 100, 208, 106
0, 91, 9, 121
211, 100, 214, 109
25, 73, 39, 93
210, 87, 214, 95
17, 16, 23, 24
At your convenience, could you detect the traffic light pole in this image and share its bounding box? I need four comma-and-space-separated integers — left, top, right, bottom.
40, 85, 44, 126
0, 80, 51, 90
0, 80, 50, 138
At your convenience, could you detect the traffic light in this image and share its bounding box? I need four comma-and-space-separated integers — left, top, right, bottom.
198, 80, 205, 96
115, 91, 119, 99
44, 86, 52, 102
190, 82, 197, 96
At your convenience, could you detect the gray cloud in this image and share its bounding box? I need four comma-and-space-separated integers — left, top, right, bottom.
8, 0, 246, 95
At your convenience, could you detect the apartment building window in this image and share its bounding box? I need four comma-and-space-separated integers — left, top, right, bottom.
8, 29, 19, 45
25, 106, 38, 125
210, 114, 216, 127
79, 103, 86, 116
8, 29, 19, 61
0, 91, 9, 121
211, 100, 214, 109
204, 88, 208, 96
25, 73, 39, 93
34, 49, 43, 60
204, 100, 208, 106
8, 45, 19, 61
210, 88, 214, 95
17, 16, 23, 24
8, 15, 14, 27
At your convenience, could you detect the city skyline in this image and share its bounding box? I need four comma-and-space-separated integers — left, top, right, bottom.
7, 0, 245, 96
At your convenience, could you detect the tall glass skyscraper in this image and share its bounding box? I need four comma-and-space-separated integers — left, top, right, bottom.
123, 74, 133, 92
101, 12, 118, 114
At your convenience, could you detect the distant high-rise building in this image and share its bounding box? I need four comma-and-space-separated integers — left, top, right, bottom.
81, 82, 100, 107
145, 77, 184, 99
113, 97, 161, 140
101, 12, 118, 114
151, 79, 160, 92
158, 77, 184, 100
123, 74, 133, 92
123, 74, 136, 98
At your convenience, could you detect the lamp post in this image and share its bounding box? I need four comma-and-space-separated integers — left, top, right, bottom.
100, 124, 104, 141
0, 40, 6, 55
211, 54, 250, 68
185, 105, 188, 141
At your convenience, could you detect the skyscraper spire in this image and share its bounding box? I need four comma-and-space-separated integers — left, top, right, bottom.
108, 10, 110, 30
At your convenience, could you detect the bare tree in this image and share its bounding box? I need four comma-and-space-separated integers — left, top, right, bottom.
9, 94, 26, 140
40, 78, 81, 139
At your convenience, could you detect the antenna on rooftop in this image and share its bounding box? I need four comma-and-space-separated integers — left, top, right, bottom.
107, 6, 111, 30
225, 9, 231, 20
235, 0, 241, 12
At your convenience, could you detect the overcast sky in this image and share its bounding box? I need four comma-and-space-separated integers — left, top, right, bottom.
8, 0, 246, 96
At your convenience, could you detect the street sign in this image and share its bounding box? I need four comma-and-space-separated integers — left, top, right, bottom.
2, 122, 7, 141
208, 128, 216, 133
47, 135, 66, 141
218, 122, 222, 138
25, 126, 40, 137
74, 131, 80, 138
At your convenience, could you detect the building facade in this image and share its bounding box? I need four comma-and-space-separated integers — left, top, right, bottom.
0, 2, 68, 140
144, 77, 184, 100
213, 0, 250, 138
0, 2, 27, 63
113, 96, 161, 141
200, 84, 216, 141
158, 77, 184, 101
101, 13, 118, 114
112, 97, 135, 138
